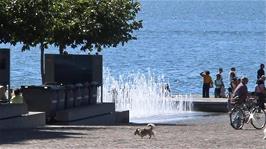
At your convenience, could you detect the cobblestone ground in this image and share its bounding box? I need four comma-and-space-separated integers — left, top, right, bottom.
0, 114, 266, 149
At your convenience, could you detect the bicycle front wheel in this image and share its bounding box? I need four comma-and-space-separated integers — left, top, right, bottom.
230, 107, 245, 130
251, 107, 266, 129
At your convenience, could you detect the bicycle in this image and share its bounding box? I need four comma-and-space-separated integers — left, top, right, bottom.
229, 97, 266, 130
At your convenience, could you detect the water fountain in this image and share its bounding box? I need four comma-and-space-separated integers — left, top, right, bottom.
100, 68, 200, 124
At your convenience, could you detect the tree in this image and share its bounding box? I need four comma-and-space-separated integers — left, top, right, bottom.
0, 0, 142, 83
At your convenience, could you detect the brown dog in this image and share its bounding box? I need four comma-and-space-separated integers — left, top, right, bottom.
134, 123, 155, 139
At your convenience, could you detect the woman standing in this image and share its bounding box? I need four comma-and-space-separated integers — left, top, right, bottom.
217, 68, 225, 97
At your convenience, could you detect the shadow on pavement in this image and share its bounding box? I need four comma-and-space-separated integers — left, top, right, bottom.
0, 126, 106, 145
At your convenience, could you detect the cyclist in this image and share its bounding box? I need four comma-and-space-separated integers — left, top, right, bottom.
232, 77, 249, 105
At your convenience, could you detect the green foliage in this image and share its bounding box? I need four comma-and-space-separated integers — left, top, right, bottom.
0, 0, 12, 44
71, 0, 143, 52
0, 0, 142, 53
1, 0, 52, 50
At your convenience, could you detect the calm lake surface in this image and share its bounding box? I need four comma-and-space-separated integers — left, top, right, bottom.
1, 0, 266, 95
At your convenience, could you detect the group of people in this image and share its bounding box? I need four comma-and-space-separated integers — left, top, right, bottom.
200, 64, 265, 109
200, 67, 227, 98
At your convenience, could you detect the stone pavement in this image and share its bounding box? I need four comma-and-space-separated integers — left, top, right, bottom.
0, 113, 266, 149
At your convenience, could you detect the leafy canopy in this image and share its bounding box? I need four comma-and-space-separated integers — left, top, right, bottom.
0, 0, 142, 52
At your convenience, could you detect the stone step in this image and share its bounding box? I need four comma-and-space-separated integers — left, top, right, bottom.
0, 104, 28, 119
0, 112, 46, 129
55, 103, 115, 122
174, 97, 228, 112
57, 113, 116, 125
114, 111, 129, 124
192, 101, 228, 112
56, 110, 129, 125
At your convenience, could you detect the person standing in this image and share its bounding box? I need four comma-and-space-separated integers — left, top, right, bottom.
218, 68, 223, 80
214, 74, 224, 98
229, 67, 237, 83
218, 68, 225, 97
257, 64, 265, 80
230, 77, 239, 92
164, 83, 171, 97
200, 71, 213, 98
255, 75, 265, 110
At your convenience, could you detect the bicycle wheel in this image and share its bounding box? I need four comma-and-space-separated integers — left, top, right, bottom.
251, 107, 266, 129
230, 107, 245, 129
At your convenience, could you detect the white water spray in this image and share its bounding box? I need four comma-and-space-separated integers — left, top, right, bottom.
101, 68, 193, 118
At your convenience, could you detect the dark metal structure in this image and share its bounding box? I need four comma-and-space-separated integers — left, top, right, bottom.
22, 54, 103, 122
44, 54, 103, 103
0, 49, 10, 101
44, 54, 102, 85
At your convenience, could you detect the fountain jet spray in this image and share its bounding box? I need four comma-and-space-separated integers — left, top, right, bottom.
101, 68, 193, 118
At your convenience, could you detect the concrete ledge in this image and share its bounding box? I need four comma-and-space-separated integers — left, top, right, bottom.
174, 97, 228, 112
192, 101, 228, 112
0, 112, 46, 130
56, 113, 115, 125
191, 97, 228, 103
115, 111, 129, 124
55, 103, 115, 122
0, 104, 28, 119
190, 97, 228, 112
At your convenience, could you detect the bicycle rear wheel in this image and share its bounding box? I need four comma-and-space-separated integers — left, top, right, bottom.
230, 107, 245, 129
251, 107, 266, 129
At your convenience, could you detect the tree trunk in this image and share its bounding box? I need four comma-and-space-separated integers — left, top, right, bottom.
40, 43, 45, 84
59, 45, 64, 54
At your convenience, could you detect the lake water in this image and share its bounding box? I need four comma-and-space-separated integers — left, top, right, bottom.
131, 111, 220, 124
1, 0, 266, 95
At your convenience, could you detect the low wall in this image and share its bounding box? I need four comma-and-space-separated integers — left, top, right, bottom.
175, 97, 228, 113
192, 101, 228, 112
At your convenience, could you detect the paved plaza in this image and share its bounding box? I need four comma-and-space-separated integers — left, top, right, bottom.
0, 113, 266, 149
